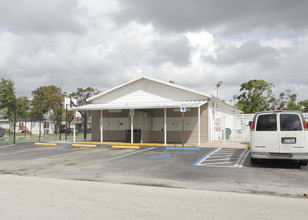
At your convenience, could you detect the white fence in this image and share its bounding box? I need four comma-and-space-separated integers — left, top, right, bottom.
211, 112, 308, 143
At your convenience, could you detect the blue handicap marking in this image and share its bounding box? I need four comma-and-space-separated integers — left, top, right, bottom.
150, 154, 171, 159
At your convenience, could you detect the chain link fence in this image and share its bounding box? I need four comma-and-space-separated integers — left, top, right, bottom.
0, 99, 91, 144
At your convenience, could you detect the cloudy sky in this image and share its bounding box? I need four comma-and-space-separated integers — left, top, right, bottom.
1, 0, 308, 103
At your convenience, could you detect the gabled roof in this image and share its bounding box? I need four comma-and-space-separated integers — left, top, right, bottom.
87, 76, 211, 102
68, 76, 212, 111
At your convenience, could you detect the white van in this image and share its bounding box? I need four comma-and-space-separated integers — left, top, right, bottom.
250, 111, 308, 166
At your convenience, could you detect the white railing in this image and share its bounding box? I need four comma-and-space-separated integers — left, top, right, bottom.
211, 112, 308, 143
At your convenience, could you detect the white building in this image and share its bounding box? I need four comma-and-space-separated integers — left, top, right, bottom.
72, 77, 242, 145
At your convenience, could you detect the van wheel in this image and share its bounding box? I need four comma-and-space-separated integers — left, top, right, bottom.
251, 158, 258, 164
299, 161, 308, 166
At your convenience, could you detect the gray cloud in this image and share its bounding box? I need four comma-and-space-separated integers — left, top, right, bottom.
150, 36, 191, 66
204, 40, 279, 68
115, 0, 308, 35
0, 0, 84, 34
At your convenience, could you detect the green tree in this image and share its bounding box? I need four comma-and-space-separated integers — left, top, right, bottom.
236, 79, 274, 113
16, 96, 31, 119
30, 85, 64, 121
68, 87, 100, 106
272, 89, 301, 111
0, 78, 16, 119
68, 87, 100, 131
298, 100, 308, 112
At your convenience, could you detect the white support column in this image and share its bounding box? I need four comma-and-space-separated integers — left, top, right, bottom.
164, 108, 167, 146
130, 109, 134, 144
100, 110, 103, 142
198, 106, 201, 146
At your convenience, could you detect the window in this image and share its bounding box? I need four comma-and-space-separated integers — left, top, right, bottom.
280, 114, 302, 131
256, 114, 277, 131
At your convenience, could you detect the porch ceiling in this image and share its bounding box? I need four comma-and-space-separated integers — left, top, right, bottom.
70, 100, 207, 111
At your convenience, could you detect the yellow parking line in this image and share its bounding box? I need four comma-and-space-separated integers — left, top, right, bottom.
73, 142, 197, 147
72, 144, 97, 148
34, 143, 57, 146
112, 146, 140, 149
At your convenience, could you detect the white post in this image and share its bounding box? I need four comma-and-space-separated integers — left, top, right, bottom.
130, 109, 134, 144
164, 108, 167, 146
100, 110, 103, 142
73, 113, 76, 143
198, 106, 201, 146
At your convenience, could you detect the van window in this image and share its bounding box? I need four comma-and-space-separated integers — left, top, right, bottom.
280, 114, 302, 131
256, 114, 277, 131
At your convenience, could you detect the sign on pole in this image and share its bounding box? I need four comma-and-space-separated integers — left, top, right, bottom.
64, 97, 70, 109
180, 107, 186, 147
75, 111, 82, 119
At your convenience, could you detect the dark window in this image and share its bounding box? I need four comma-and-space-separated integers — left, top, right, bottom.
256, 114, 277, 131
280, 114, 302, 131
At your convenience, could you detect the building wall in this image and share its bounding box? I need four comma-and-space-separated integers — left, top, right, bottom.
92, 110, 130, 142
91, 103, 209, 144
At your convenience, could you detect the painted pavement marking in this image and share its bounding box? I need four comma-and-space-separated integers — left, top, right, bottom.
150, 154, 171, 159
0, 144, 16, 149
195, 148, 247, 168
108, 147, 157, 161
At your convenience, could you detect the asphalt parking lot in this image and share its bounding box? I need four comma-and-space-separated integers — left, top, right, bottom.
0, 142, 308, 196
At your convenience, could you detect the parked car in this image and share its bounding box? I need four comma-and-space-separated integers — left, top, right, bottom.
250, 111, 308, 166
60, 128, 74, 134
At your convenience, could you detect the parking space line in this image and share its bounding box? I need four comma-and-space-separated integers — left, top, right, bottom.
192, 148, 220, 166
0, 144, 15, 149
49, 149, 89, 159
108, 147, 157, 161
238, 149, 251, 168
0, 148, 37, 156
234, 149, 249, 168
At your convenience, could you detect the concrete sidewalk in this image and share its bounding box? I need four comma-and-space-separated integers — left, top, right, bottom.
200, 141, 248, 148
0, 175, 306, 220
51, 140, 248, 149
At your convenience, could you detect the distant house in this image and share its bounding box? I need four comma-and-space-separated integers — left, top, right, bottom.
0, 119, 10, 130
71, 77, 241, 145
14, 120, 56, 135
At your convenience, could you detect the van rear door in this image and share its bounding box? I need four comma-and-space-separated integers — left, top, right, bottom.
279, 113, 306, 153
252, 113, 279, 153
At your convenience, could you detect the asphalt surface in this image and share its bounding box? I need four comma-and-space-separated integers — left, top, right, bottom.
0, 142, 308, 197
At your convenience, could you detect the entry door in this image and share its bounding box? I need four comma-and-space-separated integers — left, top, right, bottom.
279, 113, 306, 153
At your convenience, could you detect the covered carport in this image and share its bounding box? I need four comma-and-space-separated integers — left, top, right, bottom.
71, 100, 207, 146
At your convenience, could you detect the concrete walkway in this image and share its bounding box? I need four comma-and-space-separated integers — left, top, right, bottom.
0, 175, 306, 220
200, 141, 248, 148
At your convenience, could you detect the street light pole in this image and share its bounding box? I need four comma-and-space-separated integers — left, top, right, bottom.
216, 81, 223, 98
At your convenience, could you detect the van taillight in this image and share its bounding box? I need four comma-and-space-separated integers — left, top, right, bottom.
303, 121, 308, 130
252, 121, 256, 130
